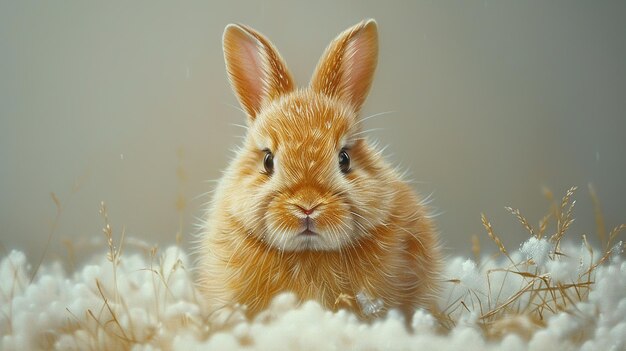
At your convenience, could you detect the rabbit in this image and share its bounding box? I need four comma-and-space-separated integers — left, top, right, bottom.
197, 19, 442, 322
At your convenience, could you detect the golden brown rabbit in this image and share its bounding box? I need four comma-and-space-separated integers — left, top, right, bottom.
197, 19, 442, 321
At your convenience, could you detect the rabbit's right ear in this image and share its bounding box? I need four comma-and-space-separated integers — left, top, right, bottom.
223, 24, 295, 122
310, 20, 378, 114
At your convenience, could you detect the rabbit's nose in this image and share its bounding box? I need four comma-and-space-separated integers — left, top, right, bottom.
296, 204, 320, 216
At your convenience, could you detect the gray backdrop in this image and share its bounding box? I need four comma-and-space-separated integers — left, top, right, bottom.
1, 1, 625, 261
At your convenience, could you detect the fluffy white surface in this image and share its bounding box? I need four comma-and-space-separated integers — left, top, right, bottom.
1, 238, 624, 351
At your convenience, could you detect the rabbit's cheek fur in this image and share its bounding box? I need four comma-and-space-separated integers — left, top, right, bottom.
346, 175, 394, 229
221, 160, 275, 232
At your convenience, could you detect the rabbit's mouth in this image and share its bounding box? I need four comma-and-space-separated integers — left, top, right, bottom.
299, 229, 318, 236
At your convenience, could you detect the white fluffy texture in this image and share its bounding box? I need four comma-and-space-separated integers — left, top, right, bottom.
0, 238, 624, 351
519, 237, 551, 268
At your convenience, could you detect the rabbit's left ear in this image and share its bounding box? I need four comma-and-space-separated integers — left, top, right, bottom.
223, 24, 295, 121
310, 19, 378, 113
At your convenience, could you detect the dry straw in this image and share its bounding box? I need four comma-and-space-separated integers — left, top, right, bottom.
439, 186, 625, 340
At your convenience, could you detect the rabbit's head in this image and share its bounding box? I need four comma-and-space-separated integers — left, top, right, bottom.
222, 20, 400, 252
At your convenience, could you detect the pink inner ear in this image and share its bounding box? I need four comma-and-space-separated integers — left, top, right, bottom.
235, 35, 266, 115
225, 26, 269, 118
344, 40, 367, 100
341, 29, 377, 110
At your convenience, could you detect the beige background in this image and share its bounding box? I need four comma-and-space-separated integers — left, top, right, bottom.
1, 1, 625, 261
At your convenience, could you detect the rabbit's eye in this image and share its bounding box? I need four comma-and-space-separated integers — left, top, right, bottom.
263, 150, 274, 175
339, 149, 350, 173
